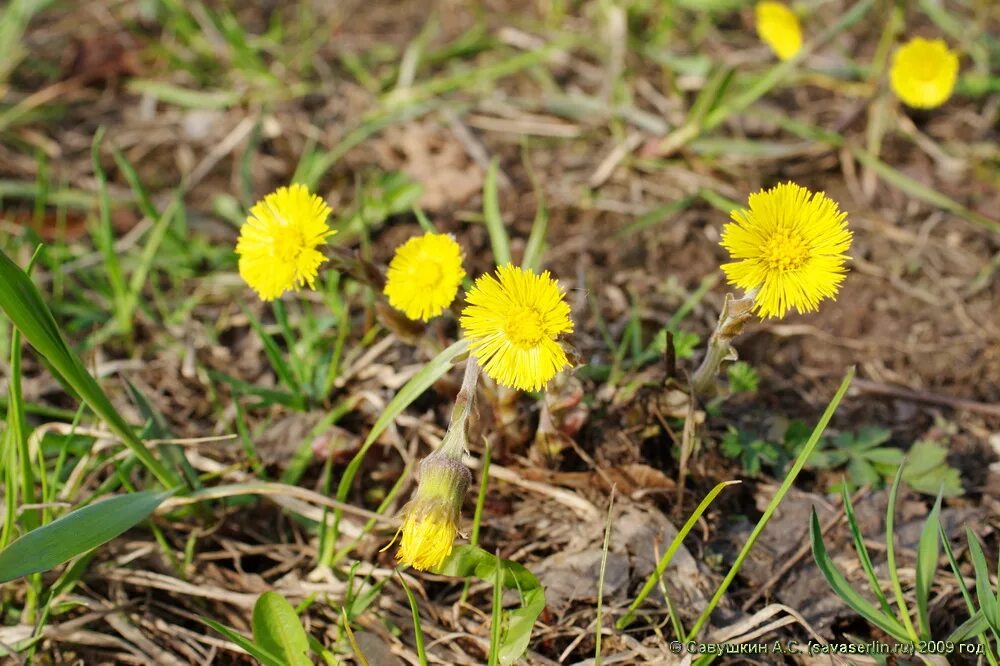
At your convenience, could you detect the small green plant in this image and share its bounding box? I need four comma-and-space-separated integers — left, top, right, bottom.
811, 465, 993, 661
726, 360, 759, 393
808, 426, 903, 491
900, 439, 963, 497
719, 419, 809, 476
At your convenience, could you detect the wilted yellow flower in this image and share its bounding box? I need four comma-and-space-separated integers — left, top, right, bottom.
461, 265, 573, 392
397, 452, 471, 571
721, 182, 852, 319
235, 184, 334, 301
755, 1, 802, 61
889, 37, 959, 109
384, 233, 466, 321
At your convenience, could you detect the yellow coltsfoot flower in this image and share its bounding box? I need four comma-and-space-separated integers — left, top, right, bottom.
236, 184, 334, 301
397, 452, 472, 571
755, 1, 802, 61
889, 37, 959, 110
721, 182, 852, 319
384, 232, 466, 321
461, 264, 574, 392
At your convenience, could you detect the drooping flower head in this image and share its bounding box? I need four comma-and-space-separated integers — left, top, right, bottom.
397, 450, 471, 571
721, 182, 852, 319
461, 265, 573, 392
384, 233, 466, 321
889, 37, 959, 109
236, 184, 334, 301
755, 1, 802, 61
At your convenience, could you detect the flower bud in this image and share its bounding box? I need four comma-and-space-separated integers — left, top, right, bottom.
396, 451, 472, 571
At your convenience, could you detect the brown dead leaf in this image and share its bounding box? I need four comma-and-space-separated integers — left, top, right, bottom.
374, 121, 483, 210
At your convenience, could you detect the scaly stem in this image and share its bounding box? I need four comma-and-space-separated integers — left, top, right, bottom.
440, 359, 480, 459
690, 291, 755, 397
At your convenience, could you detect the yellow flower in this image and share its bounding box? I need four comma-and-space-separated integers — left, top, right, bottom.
461, 265, 573, 392
384, 233, 466, 321
397, 453, 471, 571
889, 37, 959, 109
755, 1, 802, 61
235, 184, 334, 301
721, 182, 852, 319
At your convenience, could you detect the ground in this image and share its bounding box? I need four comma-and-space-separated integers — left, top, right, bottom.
0, 0, 998, 664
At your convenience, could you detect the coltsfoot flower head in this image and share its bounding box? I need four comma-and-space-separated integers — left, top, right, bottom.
236, 184, 334, 301
755, 1, 802, 61
889, 37, 959, 109
384, 232, 466, 321
721, 182, 852, 319
397, 452, 472, 571
461, 264, 573, 392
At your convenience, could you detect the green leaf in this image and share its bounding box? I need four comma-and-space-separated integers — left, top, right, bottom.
810, 510, 910, 641
850, 427, 892, 451
860, 447, 905, 466
437, 545, 546, 666
0, 490, 172, 582
202, 617, 284, 666
903, 440, 964, 497
0, 247, 177, 487
252, 591, 312, 666
846, 456, 881, 488
914, 493, 943, 639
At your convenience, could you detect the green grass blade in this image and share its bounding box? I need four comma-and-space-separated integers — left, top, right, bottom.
90, 128, 129, 334
850, 147, 999, 234
686, 367, 856, 641
397, 572, 428, 666
941, 525, 1000, 664
967, 529, 1000, 635
616, 480, 739, 630
947, 610, 989, 644
239, 302, 302, 397
0, 247, 177, 487
202, 617, 284, 666
489, 548, 503, 666
0, 490, 173, 582
809, 509, 910, 641
521, 197, 548, 272
841, 486, 893, 616
482, 159, 511, 266
915, 492, 943, 639
885, 464, 919, 641
252, 591, 312, 666
595, 488, 615, 664
332, 338, 469, 536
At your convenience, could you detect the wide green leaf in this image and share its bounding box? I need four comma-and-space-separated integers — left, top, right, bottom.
202, 617, 284, 666
437, 544, 545, 666
0, 247, 176, 486
0, 490, 172, 582
252, 591, 312, 666
810, 510, 910, 641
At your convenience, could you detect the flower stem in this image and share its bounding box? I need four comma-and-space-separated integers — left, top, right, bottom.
440, 358, 480, 459
690, 291, 755, 397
